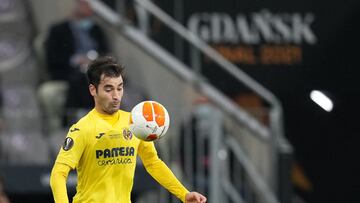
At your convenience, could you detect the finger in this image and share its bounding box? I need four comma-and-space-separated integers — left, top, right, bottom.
197, 195, 204, 202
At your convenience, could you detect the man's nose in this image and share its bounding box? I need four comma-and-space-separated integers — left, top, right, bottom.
112, 92, 120, 100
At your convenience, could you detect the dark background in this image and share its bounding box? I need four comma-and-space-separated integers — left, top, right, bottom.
2, 0, 358, 202
152, 0, 360, 202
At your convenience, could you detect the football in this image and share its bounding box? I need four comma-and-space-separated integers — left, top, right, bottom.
129, 101, 170, 141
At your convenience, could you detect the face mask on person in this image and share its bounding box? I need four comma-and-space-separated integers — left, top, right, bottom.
77, 18, 94, 30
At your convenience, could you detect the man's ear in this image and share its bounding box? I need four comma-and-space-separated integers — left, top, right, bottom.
89, 84, 96, 96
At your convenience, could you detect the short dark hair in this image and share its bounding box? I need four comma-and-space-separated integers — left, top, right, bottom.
87, 56, 124, 88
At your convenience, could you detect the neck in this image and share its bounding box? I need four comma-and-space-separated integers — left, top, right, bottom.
93, 108, 120, 126
94, 106, 118, 116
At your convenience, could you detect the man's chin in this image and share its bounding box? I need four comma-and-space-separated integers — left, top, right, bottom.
110, 106, 120, 113
103, 107, 118, 115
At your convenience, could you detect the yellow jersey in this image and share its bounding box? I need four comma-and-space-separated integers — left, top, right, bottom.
55, 109, 188, 203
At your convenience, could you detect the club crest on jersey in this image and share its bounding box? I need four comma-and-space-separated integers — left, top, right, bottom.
122, 129, 133, 140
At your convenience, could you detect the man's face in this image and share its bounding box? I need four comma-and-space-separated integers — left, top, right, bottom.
90, 74, 124, 115
76, 0, 94, 18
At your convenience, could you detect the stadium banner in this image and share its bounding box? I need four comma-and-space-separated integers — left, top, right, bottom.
180, 0, 325, 95
152, 0, 358, 96
183, 5, 318, 67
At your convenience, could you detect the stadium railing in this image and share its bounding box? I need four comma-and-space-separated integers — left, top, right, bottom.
87, 0, 293, 202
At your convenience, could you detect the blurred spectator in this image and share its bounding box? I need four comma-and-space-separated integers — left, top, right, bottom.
0, 177, 10, 203
45, 0, 108, 82
38, 0, 109, 132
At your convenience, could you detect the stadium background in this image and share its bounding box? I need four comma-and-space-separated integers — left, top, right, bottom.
0, 0, 359, 202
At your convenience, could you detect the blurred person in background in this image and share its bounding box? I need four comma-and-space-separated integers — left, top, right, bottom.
49, 56, 206, 203
38, 0, 109, 132
0, 177, 10, 203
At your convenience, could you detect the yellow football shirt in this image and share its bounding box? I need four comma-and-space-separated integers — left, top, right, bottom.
54, 109, 188, 203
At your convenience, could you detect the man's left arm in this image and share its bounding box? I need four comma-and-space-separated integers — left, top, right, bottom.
138, 141, 206, 203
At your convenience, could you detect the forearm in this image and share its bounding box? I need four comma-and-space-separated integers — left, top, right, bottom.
145, 160, 189, 202
50, 162, 71, 203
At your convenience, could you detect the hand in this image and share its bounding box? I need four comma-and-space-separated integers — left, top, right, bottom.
71, 54, 92, 73
185, 191, 207, 203
73, 54, 91, 65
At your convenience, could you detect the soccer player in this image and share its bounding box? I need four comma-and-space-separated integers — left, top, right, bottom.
50, 56, 207, 203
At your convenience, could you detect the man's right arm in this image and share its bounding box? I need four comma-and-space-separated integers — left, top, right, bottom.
50, 162, 72, 203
